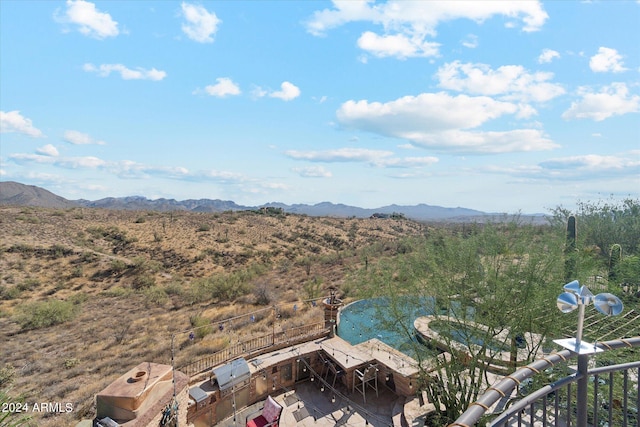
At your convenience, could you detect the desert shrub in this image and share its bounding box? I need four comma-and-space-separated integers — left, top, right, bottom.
164, 281, 185, 296
189, 314, 212, 339
134, 216, 146, 223
114, 323, 132, 345
197, 224, 211, 232
132, 257, 162, 273
277, 259, 292, 273
183, 279, 210, 305
63, 358, 80, 369
7, 243, 34, 255
14, 299, 81, 329
68, 292, 88, 305
132, 273, 156, 290
110, 259, 129, 273
210, 278, 249, 301
303, 276, 323, 299
102, 286, 134, 298
78, 251, 97, 263
17, 278, 40, 292
49, 244, 73, 258
0, 285, 21, 300
70, 265, 83, 278
143, 286, 168, 306
0, 364, 15, 388
319, 252, 344, 266
253, 282, 272, 305
296, 257, 313, 276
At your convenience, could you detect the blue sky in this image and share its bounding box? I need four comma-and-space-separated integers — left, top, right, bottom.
1, 1, 638, 214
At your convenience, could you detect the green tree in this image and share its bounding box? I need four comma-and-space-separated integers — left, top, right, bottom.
348, 220, 564, 424
549, 197, 640, 258
550, 197, 640, 294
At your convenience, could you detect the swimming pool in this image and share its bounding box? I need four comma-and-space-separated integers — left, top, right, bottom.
337, 296, 502, 359
336, 296, 435, 358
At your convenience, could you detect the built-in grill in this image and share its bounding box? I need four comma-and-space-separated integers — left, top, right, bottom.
211, 358, 251, 398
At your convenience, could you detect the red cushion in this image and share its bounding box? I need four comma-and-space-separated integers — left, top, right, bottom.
247, 415, 269, 427
262, 396, 282, 422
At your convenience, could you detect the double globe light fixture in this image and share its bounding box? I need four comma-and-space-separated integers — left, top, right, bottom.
554, 280, 624, 354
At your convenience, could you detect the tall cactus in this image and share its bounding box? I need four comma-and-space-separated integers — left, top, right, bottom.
608, 243, 622, 282
564, 215, 577, 282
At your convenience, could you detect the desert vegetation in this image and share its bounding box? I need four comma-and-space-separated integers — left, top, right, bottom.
348, 198, 640, 425
0, 206, 425, 426
0, 199, 638, 426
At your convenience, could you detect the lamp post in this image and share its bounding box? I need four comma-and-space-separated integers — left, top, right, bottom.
554, 280, 624, 426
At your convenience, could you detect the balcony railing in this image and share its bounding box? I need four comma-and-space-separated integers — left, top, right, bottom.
178, 321, 329, 377
451, 336, 640, 427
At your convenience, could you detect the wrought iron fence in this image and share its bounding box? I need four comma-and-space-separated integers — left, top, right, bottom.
450, 337, 640, 427
178, 321, 329, 377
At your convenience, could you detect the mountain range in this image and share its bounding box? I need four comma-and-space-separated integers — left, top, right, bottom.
0, 181, 546, 222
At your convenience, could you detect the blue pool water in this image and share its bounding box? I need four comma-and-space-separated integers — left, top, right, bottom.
337, 296, 501, 358
336, 296, 435, 357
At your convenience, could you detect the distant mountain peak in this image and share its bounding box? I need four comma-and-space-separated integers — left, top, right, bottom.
0, 181, 546, 222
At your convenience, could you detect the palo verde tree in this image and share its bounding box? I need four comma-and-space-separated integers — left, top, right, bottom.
348, 218, 565, 425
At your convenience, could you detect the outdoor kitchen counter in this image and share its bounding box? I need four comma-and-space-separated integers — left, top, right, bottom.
246, 338, 324, 374
320, 336, 373, 371
355, 338, 420, 377
319, 336, 375, 388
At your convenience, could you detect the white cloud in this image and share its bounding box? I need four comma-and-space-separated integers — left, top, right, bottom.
55, 0, 119, 39
269, 82, 301, 101
7, 148, 261, 187
181, 2, 221, 43
306, 1, 547, 59
357, 31, 440, 58
485, 152, 640, 183
377, 156, 439, 168
537, 153, 640, 181
461, 34, 478, 49
83, 63, 167, 81
285, 147, 438, 168
308, 1, 548, 35
305, 1, 379, 37
36, 144, 59, 157
436, 61, 565, 103
589, 47, 628, 73
63, 130, 106, 145
251, 86, 269, 99
9, 152, 106, 169
292, 166, 333, 178
338, 92, 516, 133
0, 111, 44, 137
562, 83, 640, 121
285, 147, 393, 163
203, 78, 241, 97
336, 92, 558, 153
538, 48, 560, 63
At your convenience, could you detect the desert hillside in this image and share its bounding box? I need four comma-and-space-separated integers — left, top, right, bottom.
0, 205, 425, 426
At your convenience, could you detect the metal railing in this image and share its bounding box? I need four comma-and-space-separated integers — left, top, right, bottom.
178, 322, 329, 376
450, 336, 640, 427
